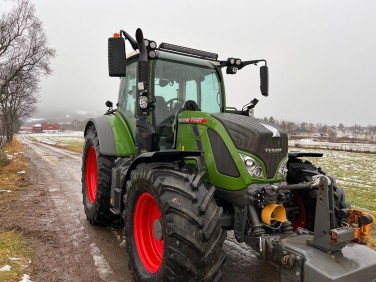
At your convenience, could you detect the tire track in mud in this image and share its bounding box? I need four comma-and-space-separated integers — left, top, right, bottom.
20, 137, 132, 282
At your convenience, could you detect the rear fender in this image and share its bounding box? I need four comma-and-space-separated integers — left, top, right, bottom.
124, 150, 201, 182
84, 113, 135, 157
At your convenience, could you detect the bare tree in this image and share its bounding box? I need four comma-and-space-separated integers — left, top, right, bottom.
268, 116, 275, 125
0, 0, 55, 145
0, 71, 39, 143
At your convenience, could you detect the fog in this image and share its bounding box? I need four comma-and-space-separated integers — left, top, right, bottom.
2, 0, 376, 126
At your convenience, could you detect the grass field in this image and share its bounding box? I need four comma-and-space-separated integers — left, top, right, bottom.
27, 131, 84, 153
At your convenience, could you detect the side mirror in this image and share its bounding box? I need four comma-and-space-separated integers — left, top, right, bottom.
260, 65, 268, 96
105, 100, 113, 108
108, 36, 126, 77
159, 79, 169, 87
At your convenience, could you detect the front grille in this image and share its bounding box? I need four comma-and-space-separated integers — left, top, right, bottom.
212, 113, 288, 178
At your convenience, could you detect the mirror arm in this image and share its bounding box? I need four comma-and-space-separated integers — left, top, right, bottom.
219, 59, 267, 70
238, 59, 267, 70
120, 30, 138, 50
219, 61, 228, 68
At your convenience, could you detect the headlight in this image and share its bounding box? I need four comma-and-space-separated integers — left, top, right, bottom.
149, 41, 157, 49
240, 154, 264, 179
277, 158, 288, 178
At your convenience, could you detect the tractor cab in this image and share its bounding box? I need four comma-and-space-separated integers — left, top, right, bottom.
111, 32, 268, 156
116, 47, 225, 150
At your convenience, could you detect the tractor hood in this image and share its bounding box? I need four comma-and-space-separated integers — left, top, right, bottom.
211, 113, 288, 179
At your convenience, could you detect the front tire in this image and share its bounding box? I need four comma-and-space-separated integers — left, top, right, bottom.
82, 125, 115, 224
292, 184, 349, 231
124, 163, 226, 281
287, 159, 350, 230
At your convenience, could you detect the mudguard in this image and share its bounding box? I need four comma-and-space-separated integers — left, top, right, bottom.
84, 113, 135, 157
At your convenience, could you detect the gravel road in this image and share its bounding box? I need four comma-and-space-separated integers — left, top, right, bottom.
4, 136, 279, 281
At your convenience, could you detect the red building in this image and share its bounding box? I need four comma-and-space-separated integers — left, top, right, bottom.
32, 124, 43, 133
42, 121, 60, 132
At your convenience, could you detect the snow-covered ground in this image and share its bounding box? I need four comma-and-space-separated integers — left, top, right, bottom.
26, 131, 84, 146
289, 139, 376, 153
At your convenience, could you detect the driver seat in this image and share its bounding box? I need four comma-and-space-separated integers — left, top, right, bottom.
154, 96, 170, 126
182, 100, 200, 111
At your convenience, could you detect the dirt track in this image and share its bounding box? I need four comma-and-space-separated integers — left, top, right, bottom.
1, 136, 279, 281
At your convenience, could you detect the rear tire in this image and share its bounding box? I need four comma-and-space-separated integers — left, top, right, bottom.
82, 125, 115, 224
123, 163, 226, 281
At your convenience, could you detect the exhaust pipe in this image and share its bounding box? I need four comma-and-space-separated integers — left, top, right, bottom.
135, 28, 148, 88
135, 28, 156, 154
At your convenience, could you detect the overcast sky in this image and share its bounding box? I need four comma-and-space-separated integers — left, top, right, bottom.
2, 0, 376, 126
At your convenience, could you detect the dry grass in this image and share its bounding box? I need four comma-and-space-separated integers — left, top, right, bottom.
0, 139, 32, 281
0, 139, 28, 192
56, 141, 83, 153
0, 231, 32, 281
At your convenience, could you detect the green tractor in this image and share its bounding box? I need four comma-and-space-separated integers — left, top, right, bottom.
82, 28, 376, 281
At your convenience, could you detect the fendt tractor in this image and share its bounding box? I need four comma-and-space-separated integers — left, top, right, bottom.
82, 28, 376, 281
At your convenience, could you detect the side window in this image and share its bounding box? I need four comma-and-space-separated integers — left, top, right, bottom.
118, 61, 137, 118
200, 73, 221, 113
185, 80, 197, 102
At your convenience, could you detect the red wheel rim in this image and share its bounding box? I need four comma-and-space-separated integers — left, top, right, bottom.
85, 146, 97, 204
134, 192, 164, 273
291, 191, 307, 230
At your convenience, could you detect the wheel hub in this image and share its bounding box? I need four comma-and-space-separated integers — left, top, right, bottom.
153, 219, 163, 241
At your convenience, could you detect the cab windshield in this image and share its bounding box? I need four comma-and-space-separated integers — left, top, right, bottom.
153, 58, 222, 126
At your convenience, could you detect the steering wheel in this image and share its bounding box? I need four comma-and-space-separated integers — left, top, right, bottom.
165, 98, 184, 112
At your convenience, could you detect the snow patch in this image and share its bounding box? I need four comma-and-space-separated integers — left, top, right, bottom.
0, 264, 11, 271
0, 190, 12, 193
89, 242, 114, 281
17, 170, 26, 174
120, 239, 126, 248
299, 138, 314, 143
109, 227, 121, 242
289, 140, 376, 153
19, 274, 33, 282
9, 257, 20, 261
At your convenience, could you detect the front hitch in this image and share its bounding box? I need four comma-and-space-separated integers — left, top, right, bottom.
258, 176, 376, 281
